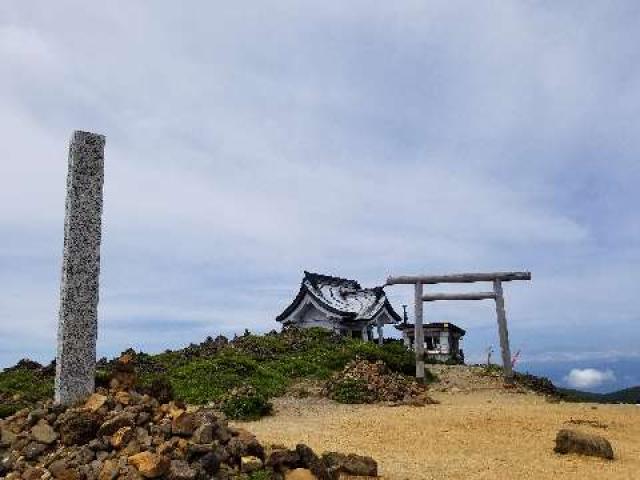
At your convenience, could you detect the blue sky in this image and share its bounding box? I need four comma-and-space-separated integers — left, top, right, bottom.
1, 1, 639, 393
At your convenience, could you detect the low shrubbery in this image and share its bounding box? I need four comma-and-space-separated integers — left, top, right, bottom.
0, 327, 428, 419
218, 385, 274, 420
327, 378, 373, 404
0, 365, 53, 419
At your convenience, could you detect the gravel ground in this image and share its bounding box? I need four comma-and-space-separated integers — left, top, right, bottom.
236, 386, 640, 479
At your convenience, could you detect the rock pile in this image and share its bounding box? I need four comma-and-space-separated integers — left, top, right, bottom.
554, 429, 614, 460
324, 359, 437, 405
0, 388, 378, 480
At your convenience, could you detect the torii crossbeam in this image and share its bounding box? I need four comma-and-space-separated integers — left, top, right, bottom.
385, 271, 531, 383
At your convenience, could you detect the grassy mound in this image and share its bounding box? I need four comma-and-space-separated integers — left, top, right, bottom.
0, 364, 53, 418
0, 328, 427, 420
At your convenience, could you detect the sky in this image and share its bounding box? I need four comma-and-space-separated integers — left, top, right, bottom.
1, 1, 639, 393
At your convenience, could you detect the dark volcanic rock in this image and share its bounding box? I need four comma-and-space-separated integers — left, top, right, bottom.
266, 448, 300, 471
554, 429, 614, 460
58, 411, 100, 446
97, 413, 135, 437
198, 452, 221, 475
321, 452, 378, 479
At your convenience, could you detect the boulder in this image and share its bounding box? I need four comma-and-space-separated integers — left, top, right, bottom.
58, 411, 100, 446
115, 391, 132, 406
266, 449, 300, 471
227, 430, 264, 460
0, 427, 17, 447
554, 429, 614, 460
171, 413, 196, 437
128, 452, 170, 478
31, 420, 58, 445
84, 394, 108, 413
296, 444, 327, 479
109, 353, 137, 391
110, 426, 134, 449
97, 413, 135, 437
191, 424, 214, 444
48, 460, 82, 480
168, 460, 197, 480
321, 452, 377, 479
197, 452, 221, 475
22, 441, 47, 460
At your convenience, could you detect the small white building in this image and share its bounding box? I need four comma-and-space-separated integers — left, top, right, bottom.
276, 271, 402, 343
395, 322, 466, 363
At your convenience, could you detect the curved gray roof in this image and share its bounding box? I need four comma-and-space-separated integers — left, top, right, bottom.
276, 271, 402, 323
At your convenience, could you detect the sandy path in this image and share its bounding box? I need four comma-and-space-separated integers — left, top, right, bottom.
235, 390, 640, 480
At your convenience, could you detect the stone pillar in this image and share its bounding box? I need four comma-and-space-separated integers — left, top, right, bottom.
55, 131, 106, 405
376, 320, 384, 346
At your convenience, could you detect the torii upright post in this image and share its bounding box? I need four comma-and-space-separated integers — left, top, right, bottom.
493, 279, 513, 381
414, 282, 425, 383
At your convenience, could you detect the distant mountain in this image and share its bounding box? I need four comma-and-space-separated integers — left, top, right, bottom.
558, 386, 640, 404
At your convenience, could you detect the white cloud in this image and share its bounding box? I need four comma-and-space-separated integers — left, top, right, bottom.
0, 1, 639, 371
565, 368, 616, 389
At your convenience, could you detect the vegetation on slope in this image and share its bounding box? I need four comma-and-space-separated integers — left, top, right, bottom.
557, 386, 640, 404
0, 328, 435, 420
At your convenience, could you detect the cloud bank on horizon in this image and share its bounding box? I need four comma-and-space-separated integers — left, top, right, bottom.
565, 368, 616, 390
1, 1, 639, 390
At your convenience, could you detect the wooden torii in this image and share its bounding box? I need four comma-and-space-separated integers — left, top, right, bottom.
385, 271, 531, 382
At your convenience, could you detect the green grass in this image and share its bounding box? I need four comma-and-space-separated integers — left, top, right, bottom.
0, 368, 53, 418
0, 328, 434, 418
327, 378, 373, 404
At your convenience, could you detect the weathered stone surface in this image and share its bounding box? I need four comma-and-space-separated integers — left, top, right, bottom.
23, 441, 48, 460
321, 452, 378, 479
84, 393, 108, 413
110, 426, 134, 449
128, 452, 170, 478
554, 429, 614, 460
167, 460, 197, 480
171, 413, 195, 437
58, 411, 99, 446
55, 130, 106, 406
48, 460, 81, 480
114, 391, 131, 406
0, 427, 17, 446
98, 413, 135, 437
22, 466, 48, 480
227, 430, 264, 460
26, 409, 47, 427
31, 420, 58, 445
240, 455, 263, 473
191, 424, 214, 444
109, 354, 137, 392
197, 452, 221, 475
98, 459, 119, 480
285, 468, 317, 480
266, 449, 300, 471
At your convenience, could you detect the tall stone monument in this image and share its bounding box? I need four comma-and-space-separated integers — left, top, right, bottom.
55, 130, 106, 405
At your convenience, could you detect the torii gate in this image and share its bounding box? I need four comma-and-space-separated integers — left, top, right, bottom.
385, 271, 531, 383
